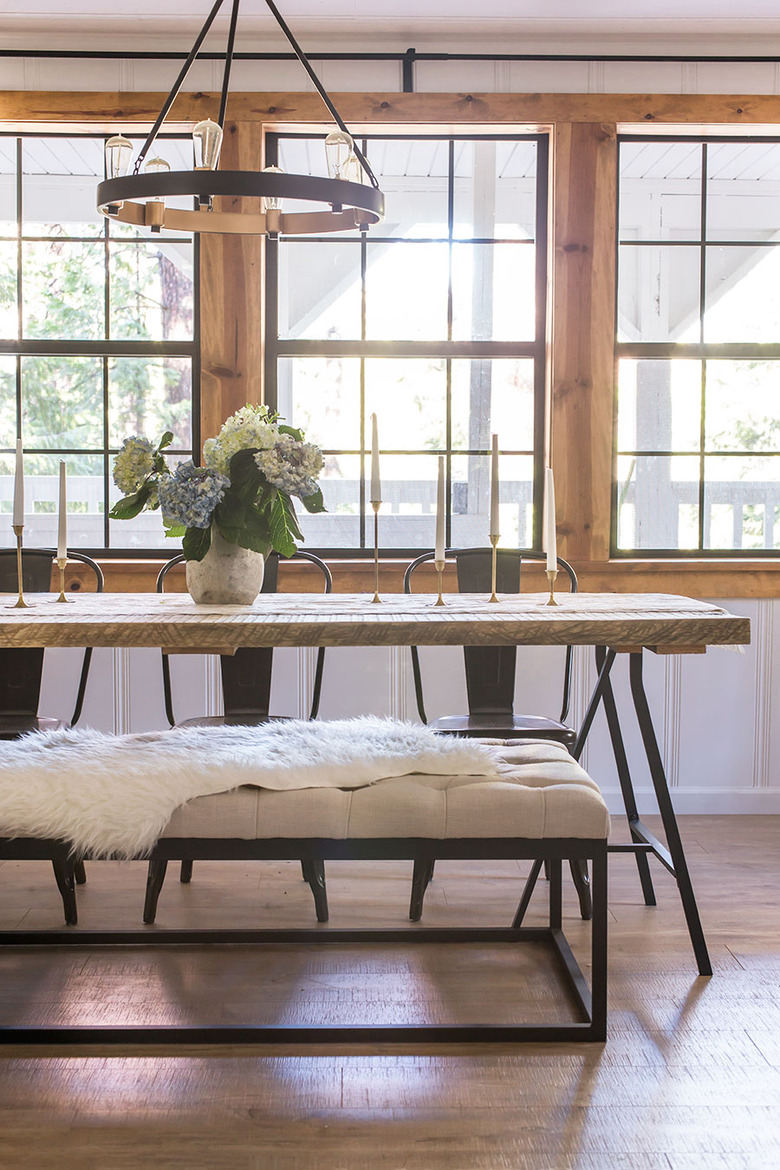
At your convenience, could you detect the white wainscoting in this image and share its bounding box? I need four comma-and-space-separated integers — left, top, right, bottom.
36, 596, 777, 814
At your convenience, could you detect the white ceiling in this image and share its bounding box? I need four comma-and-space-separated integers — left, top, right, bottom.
5, 0, 780, 53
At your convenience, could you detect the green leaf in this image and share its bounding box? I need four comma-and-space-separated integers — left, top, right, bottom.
213, 490, 246, 537
108, 483, 152, 520
277, 423, 304, 441
228, 448, 263, 503
300, 486, 326, 514
269, 491, 302, 558
182, 525, 211, 562
157, 430, 174, 451
163, 522, 186, 539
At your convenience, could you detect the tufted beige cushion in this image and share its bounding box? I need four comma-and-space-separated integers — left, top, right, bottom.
161, 740, 610, 841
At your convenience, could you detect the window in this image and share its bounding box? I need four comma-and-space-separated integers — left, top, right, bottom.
616, 136, 780, 555
0, 132, 198, 552
265, 132, 548, 553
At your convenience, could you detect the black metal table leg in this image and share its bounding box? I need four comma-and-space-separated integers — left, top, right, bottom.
595, 645, 656, 907
572, 647, 617, 762
628, 652, 712, 977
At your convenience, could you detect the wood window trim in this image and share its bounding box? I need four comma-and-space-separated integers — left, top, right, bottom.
6, 91, 780, 596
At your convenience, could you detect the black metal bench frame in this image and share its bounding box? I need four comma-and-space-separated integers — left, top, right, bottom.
0, 835, 608, 1045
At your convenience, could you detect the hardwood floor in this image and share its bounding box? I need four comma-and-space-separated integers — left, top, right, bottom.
1, 815, 779, 1168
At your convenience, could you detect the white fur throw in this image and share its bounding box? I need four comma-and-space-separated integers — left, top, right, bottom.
0, 717, 498, 859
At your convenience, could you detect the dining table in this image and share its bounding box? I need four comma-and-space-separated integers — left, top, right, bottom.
0, 588, 751, 978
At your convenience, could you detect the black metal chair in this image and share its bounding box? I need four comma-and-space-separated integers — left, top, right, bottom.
0, 547, 104, 909
403, 547, 592, 921
145, 549, 332, 923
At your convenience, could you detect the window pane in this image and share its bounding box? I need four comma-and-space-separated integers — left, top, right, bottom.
704, 456, 780, 550
452, 242, 535, 341
617, 359, 702, 452
619, 141, 702, 242
277, 356, 360, 452
618, 244, 700, 342
374, 453, 442, 548
706, 360, 780, 452
278, 241, 361, 340
295, 453, 360, 547
616, 454, 700, 550
453, 140, 537, 241
0, 138, 15, 235
451, 359, 535, 452
704, 245, 780, 343
0, 355, 15, 449
22, 137, 104, 238
365, 241, 449, 340
0, 241, 17, 339
21, 356, 103, 449
365, 359, 446, 451
450, 453, 534, 548
707, 142, 780, 243
369, 139, 449, 239
109, 241, 193, 341
22, 240, 104, 339
108, 357, 192, 449
12, 452, 105, 548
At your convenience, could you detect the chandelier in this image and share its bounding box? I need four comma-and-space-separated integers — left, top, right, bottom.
96, 0, 384, 236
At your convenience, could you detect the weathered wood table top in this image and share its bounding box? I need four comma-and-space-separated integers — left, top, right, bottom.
0, 591, 750, 654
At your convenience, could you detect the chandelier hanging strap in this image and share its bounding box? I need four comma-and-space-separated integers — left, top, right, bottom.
133, 0, 227, 174
262, 0, 380, 191
218, 0, 241, 128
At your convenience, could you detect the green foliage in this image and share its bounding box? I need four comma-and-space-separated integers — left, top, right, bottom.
182, 525, 211, 562
269, 491, 303, 559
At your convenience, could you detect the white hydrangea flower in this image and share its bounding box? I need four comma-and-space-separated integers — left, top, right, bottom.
113, 436, 157, 495
203, 404, 279, 474
254, 436, 324, 499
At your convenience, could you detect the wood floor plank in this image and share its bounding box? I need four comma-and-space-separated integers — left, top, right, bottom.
0, 815, 779, 1168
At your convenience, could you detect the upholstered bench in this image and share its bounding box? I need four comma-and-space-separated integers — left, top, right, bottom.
0, 737, 610, 1043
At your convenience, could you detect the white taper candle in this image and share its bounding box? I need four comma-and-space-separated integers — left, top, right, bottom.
489, 434, 499, 539
13, 439, 24, 527
435, 455, 445, 563
57, 461, 67, 560
545, 466, 557, 573
370, 413, 381, 505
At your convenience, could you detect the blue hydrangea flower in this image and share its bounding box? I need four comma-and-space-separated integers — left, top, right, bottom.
158, 461, 229, 530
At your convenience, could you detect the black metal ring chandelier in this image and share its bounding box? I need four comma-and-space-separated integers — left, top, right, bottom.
96, 0, 385, 236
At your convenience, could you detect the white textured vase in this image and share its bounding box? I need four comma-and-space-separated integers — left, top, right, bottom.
185, 527, 265, 605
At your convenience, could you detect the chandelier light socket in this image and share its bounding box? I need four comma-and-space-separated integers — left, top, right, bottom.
193, 119, 223, 170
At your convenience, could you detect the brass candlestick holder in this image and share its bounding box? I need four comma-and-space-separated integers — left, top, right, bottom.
546, 568, 559, 606
56, 556, 73, 603
433, 559, 446, 606
489, 534, 499, 603
10, 524, 30, 608
371, 500, 381, 603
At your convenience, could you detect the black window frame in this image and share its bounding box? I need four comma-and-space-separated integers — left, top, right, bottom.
264, 130, 550, 557
614, 131, 780, 559
0, 129, 200, 558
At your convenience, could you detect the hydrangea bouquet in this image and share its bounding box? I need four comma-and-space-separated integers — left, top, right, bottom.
109, 404, 325, 561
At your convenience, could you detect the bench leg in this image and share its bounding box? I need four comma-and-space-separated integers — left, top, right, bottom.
304, 860, 329, 923
51, 859, 78, 926
179, 860, 193, 884
569, 859, 592, 920
144, 858, 168, 924
409, 858, 435, 921
74, 860, 87, 885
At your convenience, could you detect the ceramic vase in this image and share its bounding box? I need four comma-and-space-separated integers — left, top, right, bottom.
185, 527, 265, 605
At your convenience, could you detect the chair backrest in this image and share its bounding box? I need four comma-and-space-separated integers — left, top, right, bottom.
157, 549, 332, 725
403, 548, 577, 726
0, 548, 104, 724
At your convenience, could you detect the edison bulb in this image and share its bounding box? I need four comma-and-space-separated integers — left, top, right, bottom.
193, 119, 223, 170
324, 130, 354, 180
105, 133, 133, 180
262, 165, 284, 212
